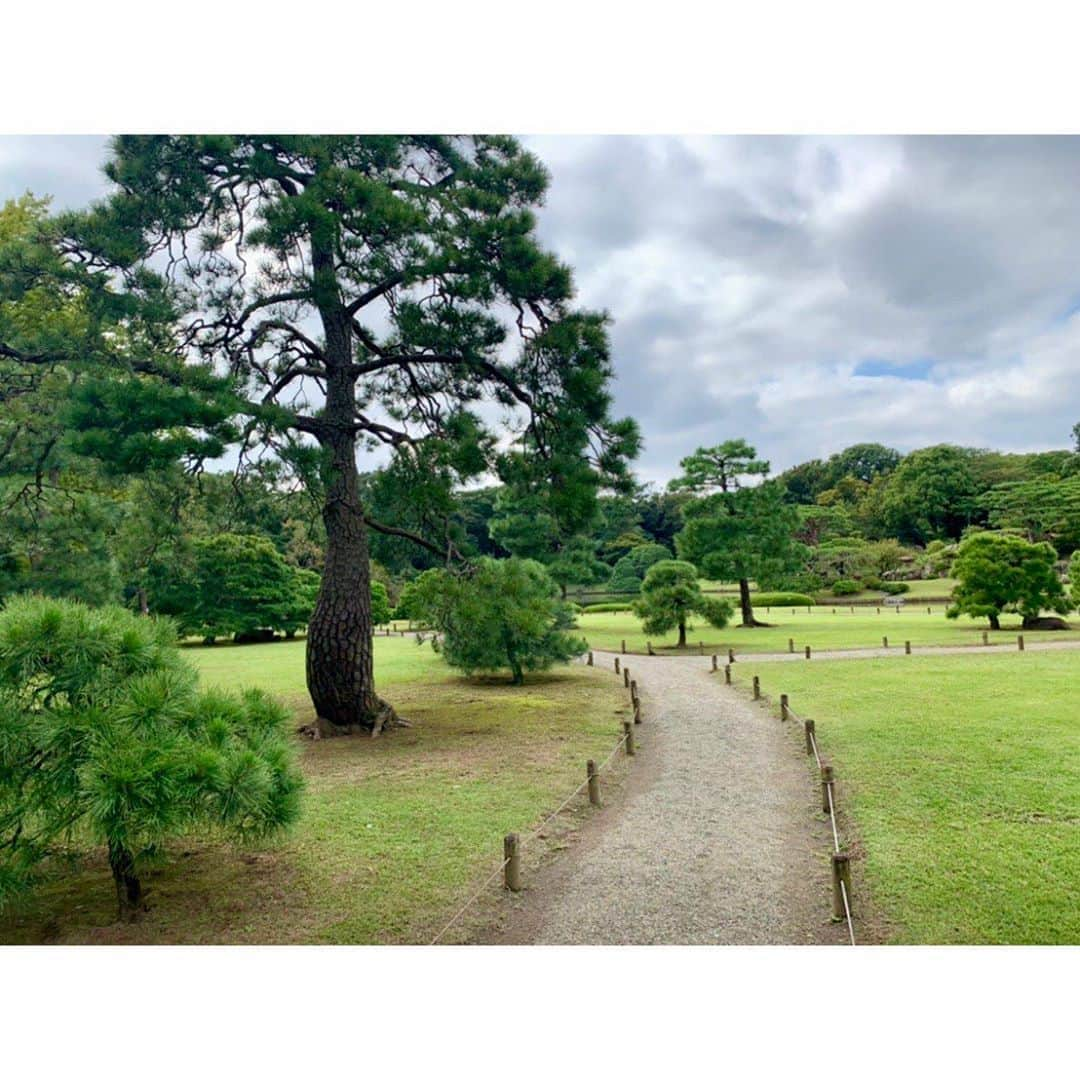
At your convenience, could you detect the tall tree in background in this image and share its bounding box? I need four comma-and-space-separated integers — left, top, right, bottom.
671, 440, 801, 627
53, 136, 637, 734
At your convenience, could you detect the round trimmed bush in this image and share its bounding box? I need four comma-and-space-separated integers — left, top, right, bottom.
831, 579, 861, 596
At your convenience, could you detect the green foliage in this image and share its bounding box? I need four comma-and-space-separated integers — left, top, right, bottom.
411, 558, 585, 684
632, 560, 733, 645
880, 581, 910, 596
980, 474, 1080, 556
606, 543, 672, 593
0, 595, 302, 915
671, 441, 803, 625
1070, 551, 1080, 610
580, 601, 635, 613
831, 579, 861, 596
370, 580, 392, 627
751, 592, 815, 608
879, 445, 979, 543
147, 532, 316, 642
947, 532, 1068, 628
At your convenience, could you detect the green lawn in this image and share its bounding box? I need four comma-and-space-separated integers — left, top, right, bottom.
731, 651, 1080, 944
575, 606, 1080, 655
0, 637, 628, 945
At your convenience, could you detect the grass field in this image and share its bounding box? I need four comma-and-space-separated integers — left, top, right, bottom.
576, 606, 1080, 655
732, 651, 1080, 944
0, 637, 628, 945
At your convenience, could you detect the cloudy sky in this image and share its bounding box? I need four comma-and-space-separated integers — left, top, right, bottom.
3, 135, 1078, 486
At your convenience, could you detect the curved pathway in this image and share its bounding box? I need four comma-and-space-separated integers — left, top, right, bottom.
490, 652, 846, 945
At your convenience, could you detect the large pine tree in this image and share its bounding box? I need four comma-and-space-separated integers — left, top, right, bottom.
53, 136, 638, 734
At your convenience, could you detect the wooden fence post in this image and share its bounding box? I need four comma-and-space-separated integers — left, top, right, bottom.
905, 640, 911, 655
728, 648, 735, 664
982, 631, 988, 646
805, 645, 812, 659
882, 636, 888, 648
804, 718, 815, 756
927, 606, 932, 615
780, 693, 789, 721
724, 664, 732, 685
623, 720, 635, 756
647, 641, 655, 656
821, 764, 835, 815
831, 851, 852, 922
788, 638, 795, 654
587, 651, 594, 666
711, 654, 718, 671
621, 639, 626, 655
614, 657, 620, 675
623, 667, 630, 688
587, 760, 600, 806
633, 699, 642, 725
699, 641, 704, 655
1018, 634, 1025, 651
752, 675, 760, 700
503, 834, 522, 892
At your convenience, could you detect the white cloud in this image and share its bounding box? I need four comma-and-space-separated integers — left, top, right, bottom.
3, 134, 1079, 481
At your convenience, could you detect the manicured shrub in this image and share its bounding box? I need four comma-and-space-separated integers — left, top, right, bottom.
1070, 551, 1080, 611
411, 558, 586, 684
947, 531, 1068, 630
880, 581, 910, 596
831, 579, 862, 596
580, 602, 635, 613
0, 595, 303, 920
751, 591, 815, 608
633, 560, 733, 647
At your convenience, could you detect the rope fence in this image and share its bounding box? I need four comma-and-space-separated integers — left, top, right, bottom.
728, 670, 858, 945
428, 655, 640, 945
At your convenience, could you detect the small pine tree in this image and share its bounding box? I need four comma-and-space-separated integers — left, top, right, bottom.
633, 560, 733, 647
412, 558, 585, 684
947, 531, 1069, 629
0, 596, 302, 920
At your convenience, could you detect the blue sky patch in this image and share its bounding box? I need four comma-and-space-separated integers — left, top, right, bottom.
853, 357, 935, 380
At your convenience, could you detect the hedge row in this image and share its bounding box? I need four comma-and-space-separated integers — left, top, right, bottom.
750, 592, 815, 607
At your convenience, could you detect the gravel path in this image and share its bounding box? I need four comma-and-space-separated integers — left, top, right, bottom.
499, 652, 845, 945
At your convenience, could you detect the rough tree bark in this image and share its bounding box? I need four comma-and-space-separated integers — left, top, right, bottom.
108, 840, 143, 923
988, 612, 1001, 630
738, 578, 765, 628
677, 618, 687, 647
302, 245, 400, 737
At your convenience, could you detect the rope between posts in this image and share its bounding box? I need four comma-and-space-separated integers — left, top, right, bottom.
839, 879, 856, 946
429, 856, 512, 945
746, 675, 854, 944
428, 727, 631, 945
825, 777, 841, 853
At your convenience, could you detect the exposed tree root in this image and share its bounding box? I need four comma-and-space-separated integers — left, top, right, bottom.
297, 697, 411, 740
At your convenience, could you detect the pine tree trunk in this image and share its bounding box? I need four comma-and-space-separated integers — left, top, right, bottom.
108, 840, 143, 923
303, 276, 399, 737
678, 619, 686, 647
738, 578, 762, 627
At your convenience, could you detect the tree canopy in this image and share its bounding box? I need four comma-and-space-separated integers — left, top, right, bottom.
411, 558, 585, 684
632, 560, 732, 647
28, 136, 637, 733
0, 595, 302, 919
671, 441, 802, 626
947, 531, 1069, 629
